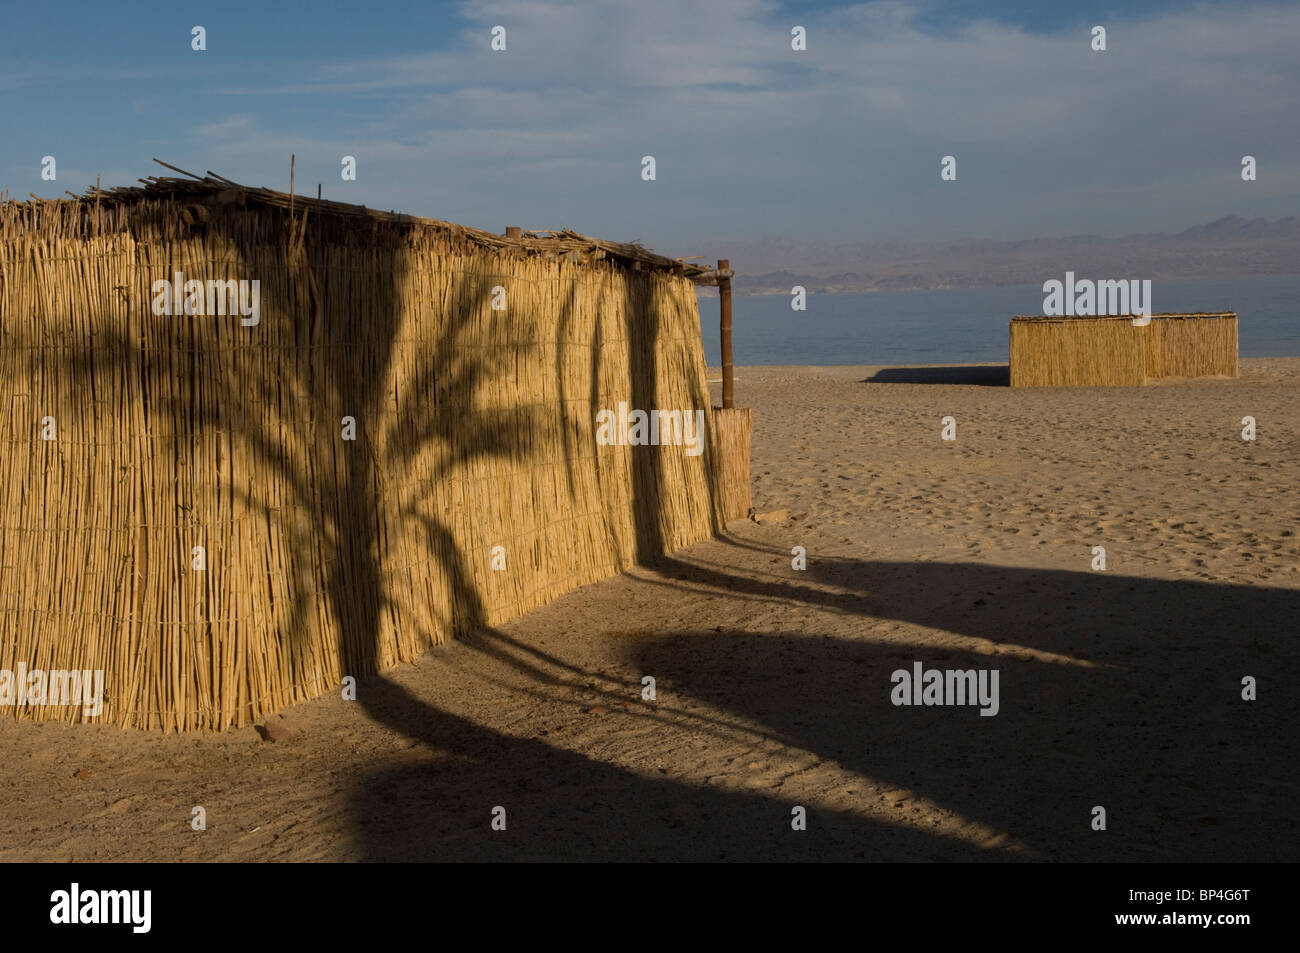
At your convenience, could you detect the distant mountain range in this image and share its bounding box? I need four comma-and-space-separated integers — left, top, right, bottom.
689, 215, 1300, 295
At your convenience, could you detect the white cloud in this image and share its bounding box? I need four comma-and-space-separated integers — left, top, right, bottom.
184, 0, 1300, 243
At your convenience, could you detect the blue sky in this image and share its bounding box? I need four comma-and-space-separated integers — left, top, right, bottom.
3, 0, 1297, 251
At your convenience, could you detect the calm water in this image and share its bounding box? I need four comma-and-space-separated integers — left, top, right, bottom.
698, 274, 1300, 366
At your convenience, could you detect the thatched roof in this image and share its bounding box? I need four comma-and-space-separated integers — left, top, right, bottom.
9, 159, 731, 285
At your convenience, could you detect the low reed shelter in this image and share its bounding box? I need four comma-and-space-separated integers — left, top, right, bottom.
1009, 313, 1239, 387
0, 166, 748, 730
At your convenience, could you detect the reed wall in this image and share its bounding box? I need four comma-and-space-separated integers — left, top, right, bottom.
1010, 313, 1238, 387
0, 193, 725, 730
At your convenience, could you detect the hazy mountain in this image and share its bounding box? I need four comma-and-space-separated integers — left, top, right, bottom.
689, 216, 1300, 295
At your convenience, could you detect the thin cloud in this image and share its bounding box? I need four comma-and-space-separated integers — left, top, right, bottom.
38, 0, 1299, 245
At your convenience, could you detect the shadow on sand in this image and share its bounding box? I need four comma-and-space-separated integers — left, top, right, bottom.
349, 549, 1296, 861
863, 365, 1009, 386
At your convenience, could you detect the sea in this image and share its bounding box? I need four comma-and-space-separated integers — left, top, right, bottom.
696, 274, 1300, 366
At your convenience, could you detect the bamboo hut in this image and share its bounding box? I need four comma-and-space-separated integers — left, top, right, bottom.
1009, 313, 1238, 387
0, 165, 748, 730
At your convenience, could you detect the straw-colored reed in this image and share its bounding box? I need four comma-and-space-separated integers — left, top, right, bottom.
0, 182, 727, 730
1143, 313, 1239, 380
712, 408, 753, 521
1009, 313, 1238, 387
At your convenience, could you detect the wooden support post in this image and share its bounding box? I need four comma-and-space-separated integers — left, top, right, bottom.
505, 226, 521, 239
712, 256, 751, 520
718, 258, 734, 409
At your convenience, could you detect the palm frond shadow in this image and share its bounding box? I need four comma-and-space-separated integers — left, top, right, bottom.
349, 550, 1295, 861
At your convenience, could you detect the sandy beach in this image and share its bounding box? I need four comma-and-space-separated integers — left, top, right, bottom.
3, 358, 1296, 862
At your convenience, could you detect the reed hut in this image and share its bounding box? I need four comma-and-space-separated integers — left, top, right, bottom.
1009, 313, 1239, 387
0, 165, 748, 730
